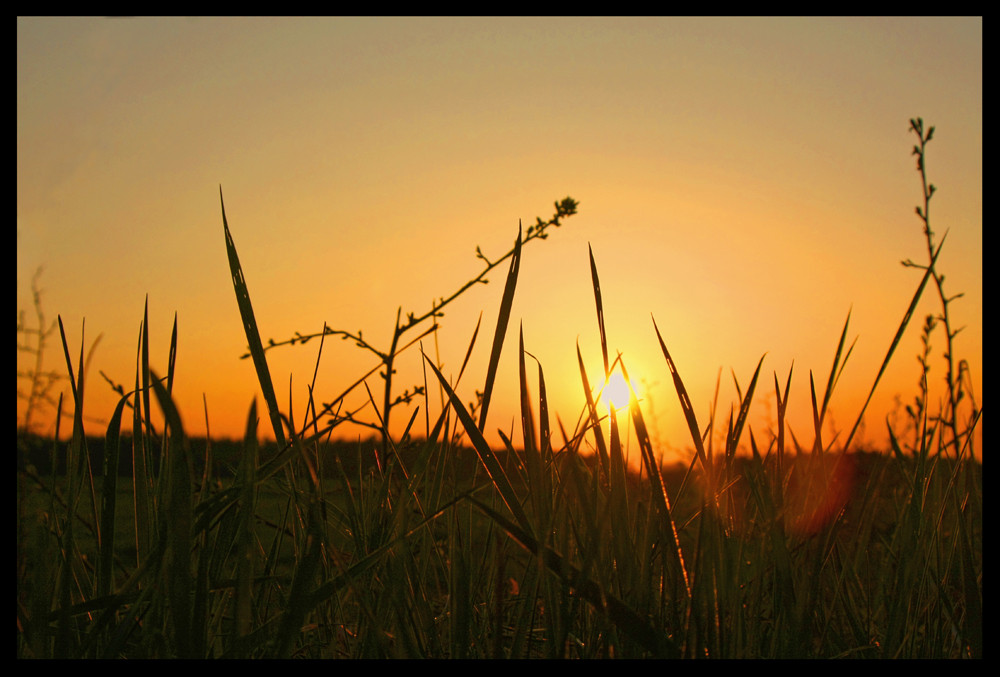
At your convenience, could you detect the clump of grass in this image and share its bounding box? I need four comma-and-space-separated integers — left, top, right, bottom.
17, 121, 979, 658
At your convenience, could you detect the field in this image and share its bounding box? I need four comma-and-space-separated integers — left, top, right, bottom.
16, 119, 981, 658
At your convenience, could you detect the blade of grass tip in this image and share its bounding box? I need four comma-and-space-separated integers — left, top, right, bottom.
809, 371, 823, 454
774, 363, 793, 490
704, 367, 722, 465
456, 312, 482, 387
518, 324, 539, 461
535, 354, 552, 464
811, 312, 853, 453
479, 222, 522, 432
589, 244, 609, 378
820, 311, 857, 419
149, 369, 194, 657
220, 187, 286, 449
423, 351, 533, 538
731, 367, 744, 406
729, 355, 765, 455
842, 236, 947, 454
652, 316, 708, 470
56, 316, 77, 404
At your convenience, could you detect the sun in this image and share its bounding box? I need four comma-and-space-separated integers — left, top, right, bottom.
599, 372, 637, 412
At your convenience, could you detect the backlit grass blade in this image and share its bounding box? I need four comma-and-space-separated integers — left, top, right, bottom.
535, 352, 552, 465
479, 222, 522, 432
810, 312, 856, 453
220, 187, 286, 449
821, 310, 854, 420
149, 369, 194, 657
589, 244, 609, 378
132, 305, 153, 568
55, 315, 86, 658
774, 364, 793, 486
520, 339, 553, 527
98, 392, 131, 597
621, 358, 691, 600
729, 355, 765, 455
652, 316, 708, 469
842, 236, 947, 453
423, 352, 533, 537
518, 325, 538, 463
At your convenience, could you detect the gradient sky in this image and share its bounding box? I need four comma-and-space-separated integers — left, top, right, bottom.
17, 17, 982, 465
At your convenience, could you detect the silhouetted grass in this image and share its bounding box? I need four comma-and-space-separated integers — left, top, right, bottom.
16, 121, 980, 658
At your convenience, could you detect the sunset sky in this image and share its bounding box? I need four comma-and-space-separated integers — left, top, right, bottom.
17, 17, 982, 465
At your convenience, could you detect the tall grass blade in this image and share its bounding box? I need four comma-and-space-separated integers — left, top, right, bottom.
149, 370, 194, 657
728, 355, 765, 457
132, 311, 152, 568
423, 352, 533, 537
652, 317, 708, 469
98, 393, 131, 598
479, 223, 522, 432
622, 358, 691, 600
55, 316, 87, 658
220, 187, 287, 449
589, 245, 609, 377
843, 236, 947, 452
518, 325, 539, 466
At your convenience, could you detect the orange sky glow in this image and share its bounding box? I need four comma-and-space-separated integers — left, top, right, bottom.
17, 17, 982, 466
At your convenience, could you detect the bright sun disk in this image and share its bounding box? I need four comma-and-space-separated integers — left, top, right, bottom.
600, 372, 636, 412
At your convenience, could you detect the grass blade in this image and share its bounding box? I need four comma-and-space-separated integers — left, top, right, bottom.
149, 370, 194, 657
423, 352, 533, 537
622, 358, 691, 600
98, 392, 130, 598
220, 187, 287, 449
479, 222, 522, 432
842, 236, 946, 452
652, 316, 708, 470
589, 244, 609, 378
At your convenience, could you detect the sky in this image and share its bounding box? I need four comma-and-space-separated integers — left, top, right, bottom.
17, 17, 982, 466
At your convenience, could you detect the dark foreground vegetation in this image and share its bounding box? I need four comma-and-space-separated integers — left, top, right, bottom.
17, 120, 980, 658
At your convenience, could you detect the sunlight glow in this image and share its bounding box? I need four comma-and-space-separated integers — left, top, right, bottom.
600, 372, 638, 412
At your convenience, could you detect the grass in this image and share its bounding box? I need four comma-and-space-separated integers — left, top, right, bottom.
16, 119, 981, 658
